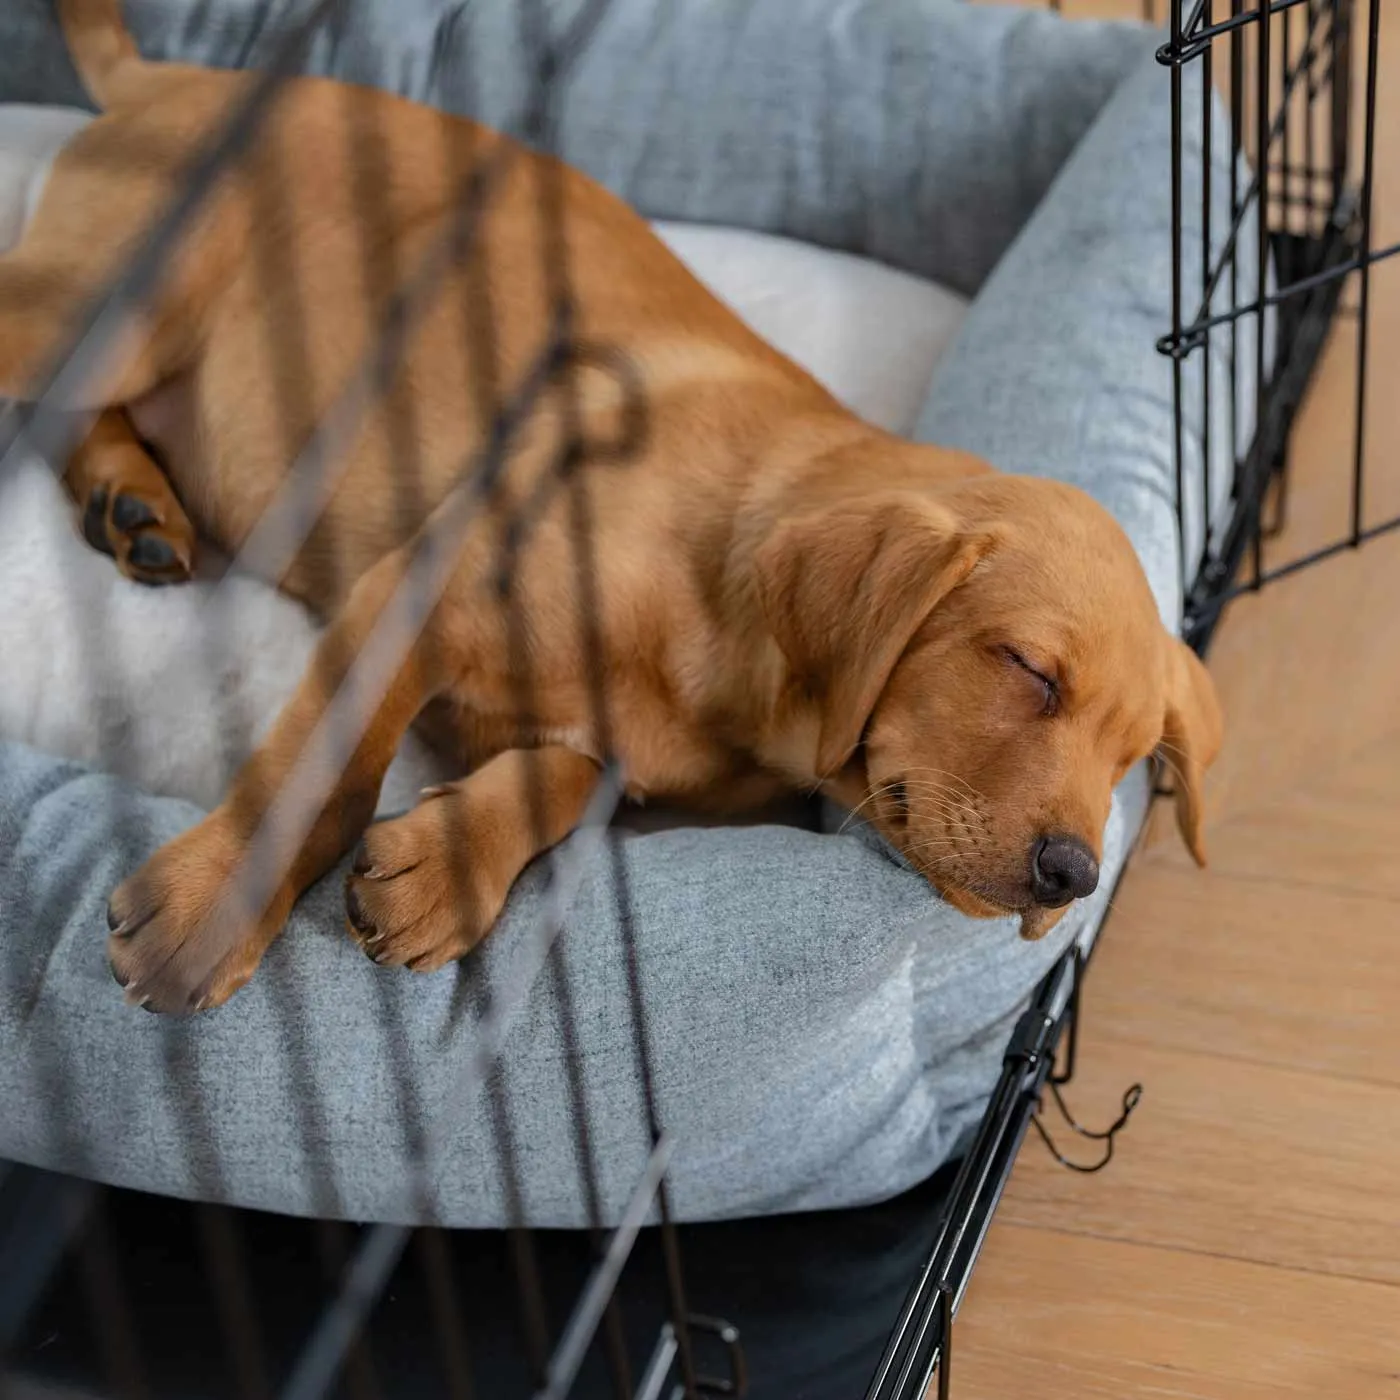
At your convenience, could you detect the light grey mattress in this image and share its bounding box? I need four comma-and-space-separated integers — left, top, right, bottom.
0, 0, 1255, 1228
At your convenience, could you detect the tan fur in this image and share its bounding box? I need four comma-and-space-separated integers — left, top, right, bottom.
2, 3, 1223, 1012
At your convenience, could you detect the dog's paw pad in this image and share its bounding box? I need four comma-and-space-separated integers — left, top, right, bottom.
127, 532, 181, 574
111, 492, 159, 531
78, 479, 196, 586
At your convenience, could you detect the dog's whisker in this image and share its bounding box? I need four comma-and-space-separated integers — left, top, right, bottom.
901, 835, 980, 856
837, 780, 981, 836
897, 780, 980, 808
838, 776, 983, 837
837, 780, 909, 832
899, 767, 986, 802
897, 782, 983, 820
909, 801, 982, 827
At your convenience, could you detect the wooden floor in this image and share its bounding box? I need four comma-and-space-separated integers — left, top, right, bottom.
953, 2, 1400, 1396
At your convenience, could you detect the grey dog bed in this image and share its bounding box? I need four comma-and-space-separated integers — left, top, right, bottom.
0, 0, 1254, 1228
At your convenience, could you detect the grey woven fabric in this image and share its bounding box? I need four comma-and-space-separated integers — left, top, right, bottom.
0, 2, 1242, 1227
2, 0, 1149, 297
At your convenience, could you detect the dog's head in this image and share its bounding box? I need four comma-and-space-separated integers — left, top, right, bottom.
756, 472, 1222, 938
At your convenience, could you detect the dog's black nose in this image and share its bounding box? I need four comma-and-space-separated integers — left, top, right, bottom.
1029, 835, 1099, 907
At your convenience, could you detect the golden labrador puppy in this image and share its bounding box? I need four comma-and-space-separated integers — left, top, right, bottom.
2, 0, 1221, 1013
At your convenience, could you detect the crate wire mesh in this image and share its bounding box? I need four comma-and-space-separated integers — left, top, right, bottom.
866, 0, 1391, 1395
0, 0, 1392, 1396
1167, 0, 1395, 648
0, 0, 747, 1397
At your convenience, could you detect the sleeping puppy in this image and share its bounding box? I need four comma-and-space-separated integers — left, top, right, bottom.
1, 0, 1221, 1014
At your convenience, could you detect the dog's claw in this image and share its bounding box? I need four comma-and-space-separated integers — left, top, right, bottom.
345, 884, 376, 940
107, 906, 150, 940
350, 842, 394, 882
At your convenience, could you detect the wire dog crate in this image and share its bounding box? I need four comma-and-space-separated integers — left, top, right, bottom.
0, 0, 1391, 1398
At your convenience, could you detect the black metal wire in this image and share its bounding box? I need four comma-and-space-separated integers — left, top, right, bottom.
74, 1196, 150, 1400
1030, 1083, 1144, 1174
1200, 0, 1214, 586
1160, 235, 1400, 349
1331, 0, 1352, 218
537, 1137, 677, 1400
1229, 0, 1243, 560
1253, 0, 1272, 589
311, 1223, 388, 1400
504, 17, 638, 1398
414, 1229, 479, 1400
1351, 0, 1380, 544
1158, 0, 1336, 356
194, 1204, 274, 1400
282, 1226, 408, 1400
1281, 0, 1293, 231
1163, 0, 1317, 66
1304, 0, 1321, 229
1170, 0, 1187, 605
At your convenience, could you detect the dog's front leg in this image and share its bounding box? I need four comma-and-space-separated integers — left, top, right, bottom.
342, 746, 601, 972
107, 546, 448, 1014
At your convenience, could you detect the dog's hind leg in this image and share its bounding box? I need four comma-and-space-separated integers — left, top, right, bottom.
63, 409, 196, 584
0, 114, 227, 409
0, 248, 183, 408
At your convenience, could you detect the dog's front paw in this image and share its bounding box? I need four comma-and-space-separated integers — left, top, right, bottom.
107, 818, 285, 1014
343, 800, 505, 973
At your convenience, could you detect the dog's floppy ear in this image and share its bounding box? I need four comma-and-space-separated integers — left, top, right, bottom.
1158, 637, 1223, 866
755, 493, 992, 778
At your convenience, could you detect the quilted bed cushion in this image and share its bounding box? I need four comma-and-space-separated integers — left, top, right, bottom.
0, 0, 1249, 1228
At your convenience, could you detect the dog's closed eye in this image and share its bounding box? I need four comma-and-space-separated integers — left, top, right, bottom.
1001, 647, 1060, 717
